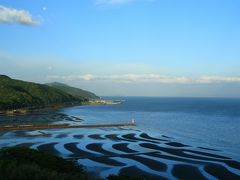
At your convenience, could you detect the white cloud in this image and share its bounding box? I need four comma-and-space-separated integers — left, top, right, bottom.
47, 74, 240, 84
76, 74, 96, 81
197, 76, 240, 84
0, 5, 40, 25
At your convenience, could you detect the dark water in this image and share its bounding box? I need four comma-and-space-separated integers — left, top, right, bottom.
63, 97, 240, 157
1, 97, 240, 179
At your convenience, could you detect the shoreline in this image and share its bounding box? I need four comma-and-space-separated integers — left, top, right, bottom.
0, 102, 82, 116
0, 122, 136, 131
2, 130, 239, 179
1, 97, 239, 178
0, 99, 123, 117
85, 99, 123, 105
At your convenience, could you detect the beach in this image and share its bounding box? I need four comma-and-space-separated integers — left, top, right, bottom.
0, 125, 240, 179
0, 97, 240, 179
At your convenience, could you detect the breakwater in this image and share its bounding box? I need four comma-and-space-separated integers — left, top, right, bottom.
0, 122, 136, 131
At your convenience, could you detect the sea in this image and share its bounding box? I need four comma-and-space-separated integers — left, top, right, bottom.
1, 97, 240, 179
63, 97, 240, 158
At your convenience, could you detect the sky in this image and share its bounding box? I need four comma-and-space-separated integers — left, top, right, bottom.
0, 0, 240, 97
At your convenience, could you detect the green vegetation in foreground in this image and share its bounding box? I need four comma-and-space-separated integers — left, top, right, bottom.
0, 147, 147, 180
0, 75, 93, 111
0, 147, 86, 180
46, 82, 99, 100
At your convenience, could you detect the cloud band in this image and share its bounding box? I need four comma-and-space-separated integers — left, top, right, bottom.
47, 74, 240, 84
0, 5, 40, 25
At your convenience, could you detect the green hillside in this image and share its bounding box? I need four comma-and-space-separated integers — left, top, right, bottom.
46, 82, 99, 100
0, 75, 86, 111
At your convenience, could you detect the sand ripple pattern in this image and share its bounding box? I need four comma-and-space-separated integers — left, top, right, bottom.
21, 132, 239, 179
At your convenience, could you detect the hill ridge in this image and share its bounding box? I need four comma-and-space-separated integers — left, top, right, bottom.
0, 75, 97, 111
46, 82, 99, 100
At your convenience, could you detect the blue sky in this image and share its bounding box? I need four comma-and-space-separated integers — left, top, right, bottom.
0, 0, 240, 97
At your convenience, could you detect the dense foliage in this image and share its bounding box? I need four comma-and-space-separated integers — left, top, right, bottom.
0, 75, 88, 110
0, 147, 147, 180
46, 82, 99, 100
0, 147, 86, 180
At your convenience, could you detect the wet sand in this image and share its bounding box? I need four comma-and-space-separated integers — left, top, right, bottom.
86, 143, 117, 156
88, 134, 106, 140
140, 133, 169, 142
64, 142, 96, 158
165, 142, 189, 147
73, 134, 84, 139
1, 129, 240, 179
172, 164, 206, 180
204, 164, 240, 179
120, 165, 167, 180
112, 143, 138, 153
61, 133, 240, 178
37, 142, 59, 155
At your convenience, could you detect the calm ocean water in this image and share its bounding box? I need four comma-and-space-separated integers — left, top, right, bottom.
1, 97, 240, 178
62, 97, 240, 159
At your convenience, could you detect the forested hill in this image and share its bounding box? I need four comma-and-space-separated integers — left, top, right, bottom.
0, 75, 87, 110
46, 82, 99, 100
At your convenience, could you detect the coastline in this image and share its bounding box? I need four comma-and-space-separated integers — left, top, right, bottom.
83, 99, 123, 105
1, 128, 240, 179
0, 99, 123, 116
0, 102, 82, 116
1, 97, 240, 179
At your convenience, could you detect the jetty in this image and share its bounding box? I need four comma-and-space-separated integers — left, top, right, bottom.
0, 121, 136, 131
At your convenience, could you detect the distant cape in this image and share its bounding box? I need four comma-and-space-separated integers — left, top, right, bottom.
0, 75, 98, 111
